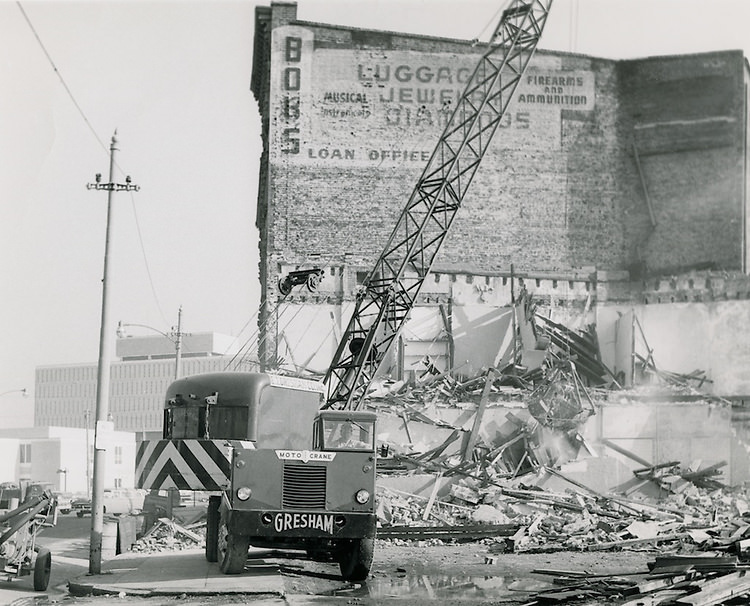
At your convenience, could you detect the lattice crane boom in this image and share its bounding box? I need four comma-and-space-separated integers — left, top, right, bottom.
323, 0, 553, 409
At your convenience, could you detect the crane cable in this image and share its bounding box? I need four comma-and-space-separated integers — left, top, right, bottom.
569, 0, 580, 53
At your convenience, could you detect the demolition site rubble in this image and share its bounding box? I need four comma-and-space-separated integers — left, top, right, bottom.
127, 303, 750, 603
363, 300, 750, 604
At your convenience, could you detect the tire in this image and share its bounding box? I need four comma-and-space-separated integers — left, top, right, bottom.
217, 506, 249, 574
205, 496, 220, 562
76, 511, 84, 518
338, 537, 374, 582
33, 548, 52, 591
219, 531, 250, 574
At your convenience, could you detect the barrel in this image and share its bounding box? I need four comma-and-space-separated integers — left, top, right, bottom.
102, 520, 118, 560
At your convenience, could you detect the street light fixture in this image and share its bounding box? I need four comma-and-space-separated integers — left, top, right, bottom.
0, 388, 27, 398
116, 306, 186, 380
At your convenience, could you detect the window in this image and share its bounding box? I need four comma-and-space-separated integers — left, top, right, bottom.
114, 446, 122, 465
19, 444, 31, 464
321, 418, 375, 452
114, 478, 122, 488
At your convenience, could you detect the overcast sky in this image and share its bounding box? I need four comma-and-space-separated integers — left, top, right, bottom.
2, 0, 750, 428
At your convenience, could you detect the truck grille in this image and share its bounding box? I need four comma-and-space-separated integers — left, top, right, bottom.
282, 464, 327, 509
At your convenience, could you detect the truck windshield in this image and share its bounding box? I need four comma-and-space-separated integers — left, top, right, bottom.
322, 418, 375, 451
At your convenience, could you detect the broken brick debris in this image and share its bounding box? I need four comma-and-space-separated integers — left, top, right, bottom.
131, 515, 207, 554
368, 308, 750, 576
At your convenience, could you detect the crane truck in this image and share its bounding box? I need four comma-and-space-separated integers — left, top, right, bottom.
135, 0, 552, 581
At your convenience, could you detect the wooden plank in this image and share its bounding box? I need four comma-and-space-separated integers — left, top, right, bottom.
158, 517, 203, 543
414, 429, 461, 462
623, 574, 693, 595
674, 571, 750, 605
438, 303, 454, 372
377, 523, 519, 541
532, 588, 599, 603
601, 438, 653, 468
462, 368, 497, 460
646, 565, 696, 578
650, 555, 738, 571
401, 411, 413, 444
587, 532, 688, 551
421, 472, 443, 521
619, 589, 691, 606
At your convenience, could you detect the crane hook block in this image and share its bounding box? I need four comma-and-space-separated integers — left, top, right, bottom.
278, 268, 325, 296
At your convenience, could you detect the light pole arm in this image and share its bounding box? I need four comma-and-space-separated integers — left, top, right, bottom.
0, 388, 27, 398
117, 306, 185, 380
117, 321, 171, 339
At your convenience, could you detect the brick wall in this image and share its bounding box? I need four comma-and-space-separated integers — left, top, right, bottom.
253, 8, 746, 298
617, 51, 746, 274
250, 5, 748, 371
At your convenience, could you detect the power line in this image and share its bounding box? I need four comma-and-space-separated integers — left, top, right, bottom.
127, 191, 168, 326
16, 1, 108, 155
18, 1, 169, 325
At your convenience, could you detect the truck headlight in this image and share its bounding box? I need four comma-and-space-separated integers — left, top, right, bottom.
355, 489, 370, 504
236, 487, 252, 501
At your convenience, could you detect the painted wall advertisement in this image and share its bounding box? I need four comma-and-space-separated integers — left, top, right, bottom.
270, 26, 594, 167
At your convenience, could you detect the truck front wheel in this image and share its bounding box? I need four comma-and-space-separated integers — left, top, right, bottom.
218, 518, 250, 575
338, 537, 374, 581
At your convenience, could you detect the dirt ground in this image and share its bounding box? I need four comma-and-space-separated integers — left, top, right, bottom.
277, 539, 660, 605
64, 540, 677, 605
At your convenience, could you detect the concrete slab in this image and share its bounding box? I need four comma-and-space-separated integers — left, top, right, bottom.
68, 547, 285, 597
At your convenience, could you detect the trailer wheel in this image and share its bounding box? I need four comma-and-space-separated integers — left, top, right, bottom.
33, 548, 52, 591
338, 537, 374, 581
205, 495, 220, 562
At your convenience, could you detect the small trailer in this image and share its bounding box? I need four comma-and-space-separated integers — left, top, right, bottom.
0, 488, 57, 591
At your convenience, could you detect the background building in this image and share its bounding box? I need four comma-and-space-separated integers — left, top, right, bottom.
250, 2, 750, 396
35, 332, 242, 438
0, 426, 135, 494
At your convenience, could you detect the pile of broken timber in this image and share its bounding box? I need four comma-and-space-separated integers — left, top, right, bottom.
375, 363, 598, 481
527, 555, 750, 606
376, 460, 750, 557
534, 314, 618, 387
131, 517, 206, 553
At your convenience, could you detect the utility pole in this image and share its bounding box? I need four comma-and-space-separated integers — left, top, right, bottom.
84, 408, 91, 499
86, 131, 139, 575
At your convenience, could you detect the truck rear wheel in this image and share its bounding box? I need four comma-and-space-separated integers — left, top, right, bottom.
338, 537, 374, 581
205, 495, 220, 562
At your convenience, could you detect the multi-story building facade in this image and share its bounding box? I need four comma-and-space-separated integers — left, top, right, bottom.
35, 332, 242, 438
249, 2, 750, 395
